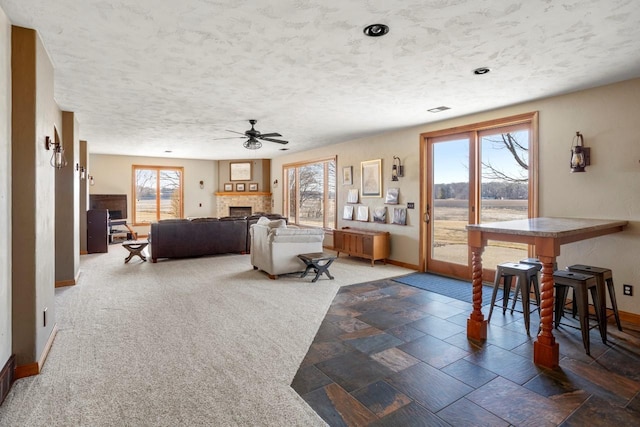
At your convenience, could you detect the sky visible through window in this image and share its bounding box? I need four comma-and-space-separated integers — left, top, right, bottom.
434, 131, 529, 184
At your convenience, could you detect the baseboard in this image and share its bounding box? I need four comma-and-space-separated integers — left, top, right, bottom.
14, 324, 58, 380
386, 259, 419, 270
619, 310, 640, 326
55, 279, 75, 288
80, 250, 88, 255
0, 354, 16, 405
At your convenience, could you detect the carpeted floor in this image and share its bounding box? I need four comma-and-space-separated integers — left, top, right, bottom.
393, 273, 503, 306
0, 248, 413, 426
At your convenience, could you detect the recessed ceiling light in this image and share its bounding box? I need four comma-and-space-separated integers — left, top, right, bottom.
427, 106, 451, 113
363, 24, 389, 37
473, 67, 491, 75
279, 148, 289, 151
164, 150, 172, 153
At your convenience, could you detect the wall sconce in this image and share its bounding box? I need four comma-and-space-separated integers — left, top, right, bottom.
570, 131, 590, 173
76, 164, 86, 180
273, 179, 278, 188
45, 132, 67, 169
199, 180, 204, 189
391, 156, 404, 181
89, 175, 95, 186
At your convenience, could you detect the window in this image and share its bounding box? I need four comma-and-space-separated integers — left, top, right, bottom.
283, 157, 336, 229
132, 166, 184, 224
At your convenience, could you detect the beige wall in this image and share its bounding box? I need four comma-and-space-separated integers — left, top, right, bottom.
273, 78, 640, 314
89, 154, 217, 235
12, 26, 60, 366
0, 7, 11, 367
217, 159, 270, 193
55, 111, 80, 284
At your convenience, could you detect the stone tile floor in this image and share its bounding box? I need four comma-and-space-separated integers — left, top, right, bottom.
292, 279, 640, 426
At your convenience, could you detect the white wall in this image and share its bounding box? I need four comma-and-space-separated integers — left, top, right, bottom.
0, 6, 12, 367
273, 78, 640, 314
88, 154, 217, 234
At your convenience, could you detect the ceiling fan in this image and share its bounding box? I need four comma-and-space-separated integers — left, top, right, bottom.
216, 119, 289, 150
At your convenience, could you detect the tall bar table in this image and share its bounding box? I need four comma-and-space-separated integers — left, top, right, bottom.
466, 217, 627, 369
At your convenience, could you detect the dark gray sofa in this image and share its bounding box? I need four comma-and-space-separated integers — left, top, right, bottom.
149, 218, 248, 262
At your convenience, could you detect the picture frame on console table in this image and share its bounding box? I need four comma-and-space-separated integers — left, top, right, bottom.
230, 162, 252, 181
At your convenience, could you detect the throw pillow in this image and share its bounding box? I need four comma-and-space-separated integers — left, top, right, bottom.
256, 217, 271, 226
268, 219, 287, 229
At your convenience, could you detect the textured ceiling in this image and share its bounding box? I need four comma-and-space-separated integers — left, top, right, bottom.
2, 0, 640, 160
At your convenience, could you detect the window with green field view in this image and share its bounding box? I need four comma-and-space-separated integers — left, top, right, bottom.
283, 157, 336, 229
132, 166, 184, 224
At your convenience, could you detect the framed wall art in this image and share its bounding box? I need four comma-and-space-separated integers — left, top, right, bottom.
385, 188, 399, 204
248, 183, 258, 191
230, 162, 252, 181
357, 205, 369, 222
373, 207, 387, 223
235, 183, 246, 192
361, 159, 382, 197
343, 205, 354, 220
224, 183, 233, 192
392, 207, 407, 225
347, 188, 359, 204
342, 166, 353, 185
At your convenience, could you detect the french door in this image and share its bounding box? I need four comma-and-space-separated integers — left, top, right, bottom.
422, 113, 538, 280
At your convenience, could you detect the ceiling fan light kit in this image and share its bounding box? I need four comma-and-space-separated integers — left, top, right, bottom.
219, 119, 289, 150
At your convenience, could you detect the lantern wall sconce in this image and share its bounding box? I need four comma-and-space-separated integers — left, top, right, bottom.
391, 156, 404, 181
45, 129, 67, 169
570, 131, 590, 173
76, 164, 86, 179
199, 180, 204, 189
272, 179, 278, 188
89, 175, 95, 186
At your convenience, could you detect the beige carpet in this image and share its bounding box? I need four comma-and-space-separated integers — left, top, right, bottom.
0, 248, 413, 426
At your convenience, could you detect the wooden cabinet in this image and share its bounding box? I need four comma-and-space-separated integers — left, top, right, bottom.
333, 227, 390, 266
87, 209, 108, 253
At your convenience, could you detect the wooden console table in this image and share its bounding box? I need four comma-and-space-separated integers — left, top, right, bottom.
466, 217, 627, 369
333, 227, 390, 266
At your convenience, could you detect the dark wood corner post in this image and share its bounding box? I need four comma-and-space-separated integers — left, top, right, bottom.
467, 230, 487, 341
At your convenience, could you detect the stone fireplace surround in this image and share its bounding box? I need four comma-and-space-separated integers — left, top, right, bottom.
215, 192, 272, 218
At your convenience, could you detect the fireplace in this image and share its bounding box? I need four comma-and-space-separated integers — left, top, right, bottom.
229, 206, 252, 217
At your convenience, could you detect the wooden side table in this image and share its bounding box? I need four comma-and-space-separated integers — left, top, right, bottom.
298, 252, 336, 283
122, 240, 149, 263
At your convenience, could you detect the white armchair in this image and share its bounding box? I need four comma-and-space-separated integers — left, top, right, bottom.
250, 217, 325, 279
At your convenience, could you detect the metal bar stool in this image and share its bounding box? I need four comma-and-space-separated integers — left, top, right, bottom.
567, 264, 622, 337
553, 270, 604, 355
488, 262, 540, 335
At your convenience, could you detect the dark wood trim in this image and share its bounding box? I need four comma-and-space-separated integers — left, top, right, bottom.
55, 279, 76, 288
0, 354, 16, 405
14, 324, 58, 380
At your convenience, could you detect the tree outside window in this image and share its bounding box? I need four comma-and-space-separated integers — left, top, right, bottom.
284, 157, 336, 229
133, 166, 183, 224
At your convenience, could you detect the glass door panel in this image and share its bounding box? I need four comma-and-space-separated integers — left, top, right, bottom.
430, 137, 470, 271
479, 129, 530, 267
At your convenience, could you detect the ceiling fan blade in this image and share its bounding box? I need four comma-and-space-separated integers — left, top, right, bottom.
212, 136, 246, 140
225, 130, 247, 135
258, 132, 282, 138
261, 138, 289, 144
